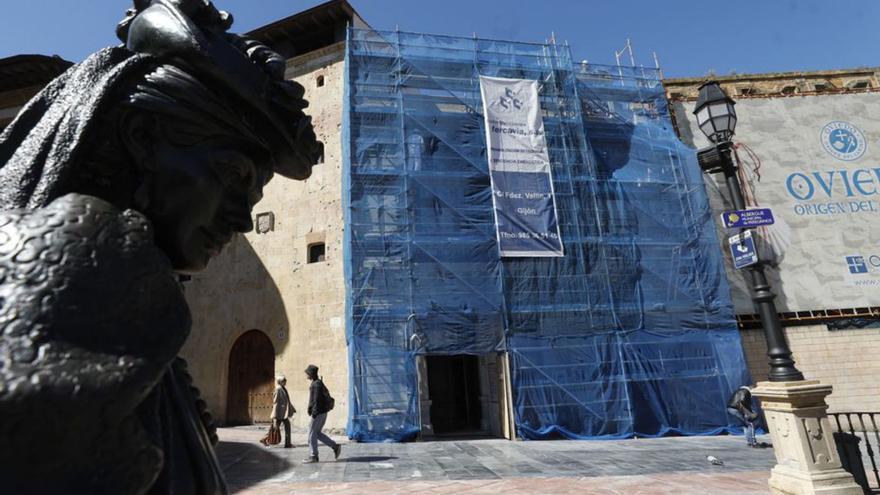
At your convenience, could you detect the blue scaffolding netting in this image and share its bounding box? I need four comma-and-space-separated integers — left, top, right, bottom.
343, 28, 752, 442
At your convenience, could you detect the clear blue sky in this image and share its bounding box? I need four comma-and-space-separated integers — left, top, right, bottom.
1, 1, 878, 78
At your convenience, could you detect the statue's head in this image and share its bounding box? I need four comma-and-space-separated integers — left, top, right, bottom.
96, 60, 287, 273
0, 0, 322, 273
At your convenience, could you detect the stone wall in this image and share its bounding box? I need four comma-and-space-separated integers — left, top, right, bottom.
664, 68, 880, 100
180, 43, 349, 430
741, 324, 880, 413
0, 85, 47, 129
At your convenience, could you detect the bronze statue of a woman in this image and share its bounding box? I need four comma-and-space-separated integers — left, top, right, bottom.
0, 1, 320, 493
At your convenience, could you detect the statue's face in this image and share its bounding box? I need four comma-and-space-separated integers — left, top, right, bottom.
144, 137, 271, 273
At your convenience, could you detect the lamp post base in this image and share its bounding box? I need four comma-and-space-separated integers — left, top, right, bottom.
751, 380, 862, 495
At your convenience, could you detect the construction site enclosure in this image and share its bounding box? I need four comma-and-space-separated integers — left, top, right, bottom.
343, 29, 752, 442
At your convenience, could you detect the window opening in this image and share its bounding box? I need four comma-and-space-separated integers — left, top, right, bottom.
308, 242, 326, 263
316, 141, 325, 164
406, 133, 424, 171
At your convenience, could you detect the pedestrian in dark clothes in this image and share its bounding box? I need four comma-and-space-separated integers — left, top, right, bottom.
303, 364, 341, 463
727, 385, 759, 447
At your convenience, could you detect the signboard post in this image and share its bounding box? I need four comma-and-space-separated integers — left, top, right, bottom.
721, 208, 775, 229
729, 230, 758, 269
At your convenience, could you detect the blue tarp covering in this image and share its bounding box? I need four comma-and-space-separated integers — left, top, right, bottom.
343, 28, 752, 442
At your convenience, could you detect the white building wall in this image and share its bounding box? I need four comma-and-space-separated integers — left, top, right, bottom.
672, 93, 880, 313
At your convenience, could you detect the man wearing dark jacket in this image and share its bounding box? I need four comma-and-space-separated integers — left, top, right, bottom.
304, 364, 341, 463
727, 385, 758, 447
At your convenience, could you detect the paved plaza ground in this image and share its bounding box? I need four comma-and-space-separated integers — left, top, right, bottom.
217, 426, 783, 494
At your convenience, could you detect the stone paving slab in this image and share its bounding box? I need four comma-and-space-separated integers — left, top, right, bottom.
217, 426, 782, 493
221, 472, 774, 495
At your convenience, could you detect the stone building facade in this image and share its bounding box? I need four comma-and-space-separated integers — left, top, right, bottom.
664, 68, 879, 101
179, 1, 365, 431
0, 54, 72, 131
180, 45, 348, 429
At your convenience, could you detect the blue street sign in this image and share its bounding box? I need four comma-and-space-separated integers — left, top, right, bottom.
720, 208, 775, 229
729, 230, 758, 269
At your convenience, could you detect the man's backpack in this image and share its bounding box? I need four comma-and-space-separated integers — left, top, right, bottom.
320, 380, 335, 412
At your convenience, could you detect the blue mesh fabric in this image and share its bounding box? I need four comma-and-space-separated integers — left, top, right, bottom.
343, 28, 752, 442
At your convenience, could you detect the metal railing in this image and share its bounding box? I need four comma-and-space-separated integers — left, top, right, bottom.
830, 412, 880, 493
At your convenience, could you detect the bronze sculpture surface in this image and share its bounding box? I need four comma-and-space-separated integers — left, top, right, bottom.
0, 1, 320, 493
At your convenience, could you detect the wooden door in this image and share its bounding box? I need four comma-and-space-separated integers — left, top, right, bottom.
226, 330, 275, 425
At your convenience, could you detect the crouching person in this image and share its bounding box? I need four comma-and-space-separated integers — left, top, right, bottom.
303, 365, 341, 463
727, 385, 758, 447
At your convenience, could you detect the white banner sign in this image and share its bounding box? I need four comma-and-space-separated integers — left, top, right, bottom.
675, 93, 880, 312
479, 76, 564, 257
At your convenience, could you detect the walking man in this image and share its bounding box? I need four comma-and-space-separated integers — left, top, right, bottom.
271, 375, 295, 448
727, 385, 758, 447
304, 364, 341, 463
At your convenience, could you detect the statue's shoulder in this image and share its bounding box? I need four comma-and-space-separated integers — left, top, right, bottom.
0, 193, 189, 492
0, 192, 154, 255
0, 193, 190, 362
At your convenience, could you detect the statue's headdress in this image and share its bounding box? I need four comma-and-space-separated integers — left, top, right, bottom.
0, 0, 320, 209
118, 0, 319, 180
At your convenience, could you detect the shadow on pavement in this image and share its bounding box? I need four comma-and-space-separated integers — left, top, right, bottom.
337, 456, 398, 463
216, 440, 292, 493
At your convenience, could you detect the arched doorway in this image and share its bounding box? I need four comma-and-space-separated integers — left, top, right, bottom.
227, 330, 275, 425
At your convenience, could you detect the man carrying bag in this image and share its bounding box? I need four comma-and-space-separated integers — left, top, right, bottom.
303, 365, 340, 463
264, 375, 295, 448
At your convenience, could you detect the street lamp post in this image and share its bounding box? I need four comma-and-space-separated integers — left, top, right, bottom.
692, 81, 862, 495
692, 81, 804, 382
